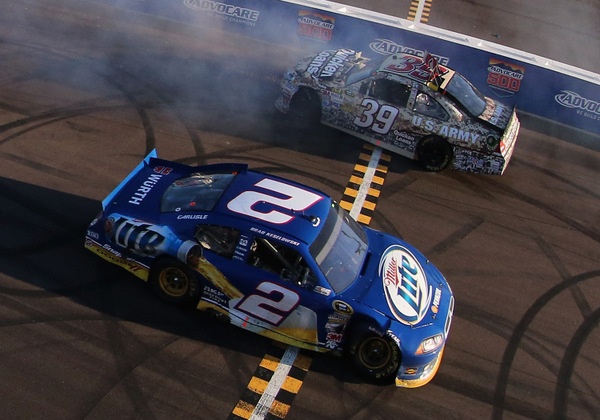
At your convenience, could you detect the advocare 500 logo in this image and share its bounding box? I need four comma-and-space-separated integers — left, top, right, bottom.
379, 245, 432, 325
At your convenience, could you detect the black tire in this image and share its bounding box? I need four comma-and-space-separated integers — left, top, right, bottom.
288, 88, 321, 125
416, 136, 453, 172
150, 257, 199, 305
347, 327, 400, 383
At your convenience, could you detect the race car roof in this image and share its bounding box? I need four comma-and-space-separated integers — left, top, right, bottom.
102, 151, 331, 246
377, 52, 455, 90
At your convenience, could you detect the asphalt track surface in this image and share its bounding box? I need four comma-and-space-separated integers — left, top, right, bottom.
0, 1, 599, 419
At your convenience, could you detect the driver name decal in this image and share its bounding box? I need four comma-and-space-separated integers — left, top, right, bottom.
379, 245, 431, 325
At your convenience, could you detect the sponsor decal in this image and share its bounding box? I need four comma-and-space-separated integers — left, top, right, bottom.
176, 214, 208, 220
369, 38, 450, 66
431, 287, 442, 314
297, 10, 335, 41
393, 130, 418, 147
325, 312, 350, 349
86, 230, 99, 240
387, 329, 401, 347
233, 234, 250, 261
153, 166, 173, 175
379, 245, 432, 325
129, 172, 163, 205
332, 300, 353, 315
313, 285, 331, 296
487, 58, 525, 97
183, 0, 259, 26
403, 367, 418, 375
555, 90, 600, 121
307, 49, 355, 78
202, 284, 228, 307
85, 239, 148, 277
411, 116, 482, 144
249, 227, 300, 247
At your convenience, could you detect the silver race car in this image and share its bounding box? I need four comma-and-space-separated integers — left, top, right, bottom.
276, 49, 520, 174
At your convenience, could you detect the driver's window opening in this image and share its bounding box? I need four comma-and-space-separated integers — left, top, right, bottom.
195, 225, 239, 259
248, 238, 316, 289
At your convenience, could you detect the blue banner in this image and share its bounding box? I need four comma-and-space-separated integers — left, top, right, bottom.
97, 0, 600, 136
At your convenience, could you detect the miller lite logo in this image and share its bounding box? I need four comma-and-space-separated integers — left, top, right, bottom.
379, 245, 432, 325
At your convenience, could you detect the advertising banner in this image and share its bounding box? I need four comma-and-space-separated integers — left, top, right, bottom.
98, 0, 600, 136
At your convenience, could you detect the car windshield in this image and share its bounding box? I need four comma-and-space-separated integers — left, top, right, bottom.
309, 202, 368, 293
444, 72, 487, 117
161, 173, 236, 212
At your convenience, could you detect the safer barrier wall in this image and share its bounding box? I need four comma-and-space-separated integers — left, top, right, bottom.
98, 0, 600, 136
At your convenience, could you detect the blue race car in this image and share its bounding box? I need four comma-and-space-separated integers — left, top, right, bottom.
85, 151, 454, 387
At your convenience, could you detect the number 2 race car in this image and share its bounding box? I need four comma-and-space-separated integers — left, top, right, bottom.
85, 151, 454, 387
275, 49, 520, 175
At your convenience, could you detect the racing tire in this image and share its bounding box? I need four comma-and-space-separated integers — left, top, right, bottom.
288, 88, 321, 125
416, 136, 453, 172
150, 257, 199, 305
347, 327, 400, 383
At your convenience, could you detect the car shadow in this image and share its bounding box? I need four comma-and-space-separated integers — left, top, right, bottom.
0, 176, 364, 385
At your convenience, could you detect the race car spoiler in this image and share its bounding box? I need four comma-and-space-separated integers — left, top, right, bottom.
102, 149, 158, 210
101, 149, 248, 210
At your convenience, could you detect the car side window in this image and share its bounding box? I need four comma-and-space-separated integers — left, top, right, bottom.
195, 225, 239, 258
413, 92, 449, 121
369, 79, 411, 107
247, 237, 316, 289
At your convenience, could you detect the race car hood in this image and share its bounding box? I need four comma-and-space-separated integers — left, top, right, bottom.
296, 48, 362, 83
355, 228, 451, 329
478, 97, 514, 130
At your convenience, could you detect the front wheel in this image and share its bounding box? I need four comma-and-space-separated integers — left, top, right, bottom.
150, 258, 199, 305
416, 136, 453, 172
347, 328, 400, 383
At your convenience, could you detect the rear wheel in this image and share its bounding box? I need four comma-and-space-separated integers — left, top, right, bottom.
288, 88, 321, 125
416, 136, 453, 172
150, 258, 199, 305
347, 327, 400, 383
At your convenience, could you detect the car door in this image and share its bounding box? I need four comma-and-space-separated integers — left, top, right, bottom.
227, 235, 335, 349
409, 88, 454, 137
336, 77, 415, 151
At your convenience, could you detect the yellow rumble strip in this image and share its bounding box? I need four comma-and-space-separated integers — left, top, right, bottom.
339, 144, 391, 226
229, 344, 312, 420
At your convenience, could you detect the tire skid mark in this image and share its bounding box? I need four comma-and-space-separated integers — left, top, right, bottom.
426, 216, 484, 257
478, 172, 600, 245
0, 104, 129, 136
0, 40, 159, 154
554, 306, 600, 419
519, 158, 600, 201
0, 150, 95, 184
492, 269, 600, 419
534, 235, 593, 318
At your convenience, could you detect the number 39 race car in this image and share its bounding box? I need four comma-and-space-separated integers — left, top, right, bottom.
85, 151, 454, 387
275, 48, 520, 175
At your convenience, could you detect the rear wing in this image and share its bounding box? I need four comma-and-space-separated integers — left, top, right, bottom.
101, 149, 157, 210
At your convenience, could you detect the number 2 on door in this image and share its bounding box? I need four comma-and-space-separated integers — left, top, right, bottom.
236, 282, 300, 325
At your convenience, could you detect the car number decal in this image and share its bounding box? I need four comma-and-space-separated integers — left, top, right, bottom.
353, 99, 399, 135
385, 55, 432, 82
236, 281, 300, 325
227, 178, 322, 224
